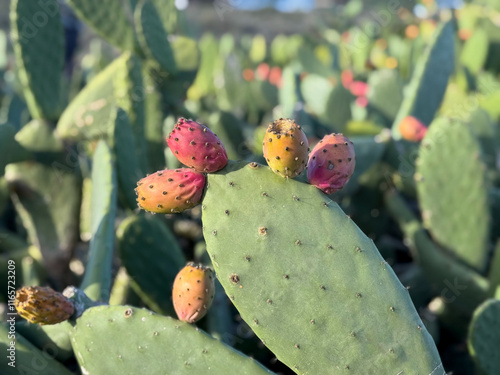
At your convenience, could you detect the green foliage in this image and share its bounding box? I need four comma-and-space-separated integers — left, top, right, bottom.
70, 305, 274, 374
10, 0, 64, 120
416, 118, 490, 271
202, 161, 442, 374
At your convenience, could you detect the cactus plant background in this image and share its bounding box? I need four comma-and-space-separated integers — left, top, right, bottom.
1, 0, 500, 374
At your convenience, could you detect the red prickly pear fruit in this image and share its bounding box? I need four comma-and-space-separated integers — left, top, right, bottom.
256, 63, 270, 80
15, 286, 75, 325
167, 118, 228, 173
341, 69, 354, 88
262, 118, 309, 178
350, 81, 368, 97
307, 133, 356, 195
172, 263, 215, 323
398, 116, 428, 142
135, 168, 205, 214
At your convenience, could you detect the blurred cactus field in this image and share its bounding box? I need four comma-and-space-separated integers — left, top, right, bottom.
1, 0, 500, 373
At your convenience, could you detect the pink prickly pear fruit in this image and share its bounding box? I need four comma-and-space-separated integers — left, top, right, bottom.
350, 81, 368, 97
398, 116, 428, 142
262, 118, 309, 178
15, 286, 75, 325
172, 263, 215, 323
307, 133, 356, 195
135, 169, 206, 214
167, 118, 228, 173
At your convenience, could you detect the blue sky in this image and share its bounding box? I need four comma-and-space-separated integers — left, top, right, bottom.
230, 0, 316, 12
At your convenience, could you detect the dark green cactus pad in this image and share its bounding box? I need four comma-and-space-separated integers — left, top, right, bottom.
416, 118, 490, 271
135, 0, 177, 75
66, 0, 136, 51
16, 321, 73, 362
5, 161, 81, 261
10, 0, 64, 120
367, 69, 404, 121
488, 240, 500, 297
0, 124, 30, 176
468, 299, 500, 374
0, 324, 72, 375
57, 56, 122, 140
114, 53, 148, 174
392, 21, 454, 137
117, 214, 186, 316
109, 108, 144, 211
70, 305, 274, 375
207, 111, 247, 160
80, 140, 118, 302
202, 161, 443, 374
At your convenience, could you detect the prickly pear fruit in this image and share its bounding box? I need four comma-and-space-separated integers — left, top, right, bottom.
262, 118, 309, 178
398, 116, 428, 142
15, 286, 75, 325
172, 263, 215, 323
135, 169, 206, 214
167, 118, 228, 173
307, 133, 356, 195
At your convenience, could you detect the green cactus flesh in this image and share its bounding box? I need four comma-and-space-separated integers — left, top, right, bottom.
66, 0, 136, 52
392, 21, 454, 138
117, 214, 186, 316
70, 305, 274, 375
468, 299, 500, 374
80, 140, 117, 302
135, 0, 177, 75
10, 0, 64, 120
201, 161, 443, 374
416, 118, 490, 272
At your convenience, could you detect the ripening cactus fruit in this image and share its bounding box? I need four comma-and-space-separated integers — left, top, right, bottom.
398, 116, 428, 142
262, 118, 309, 178
15, 286, 75, 325
135, 169, 206, 214
167, 118, 228, 173
172, 263, 215, 323
307, 133, 356, 194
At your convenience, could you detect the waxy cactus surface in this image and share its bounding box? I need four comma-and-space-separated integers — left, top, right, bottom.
307, 133, 356, 194
135, 169, 206, 214
172, 262, 215, 323
262, 118, 309, 178
167, 118, 228, 173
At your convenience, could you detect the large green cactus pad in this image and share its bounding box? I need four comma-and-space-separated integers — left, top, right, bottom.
70, 305, 274, 375
392, 21, 454, 137
66, 0, 136, 51
10, 0, 64, 120
416, 118, 490, 271
202, 161, 443, 374
468, 299, 500, 374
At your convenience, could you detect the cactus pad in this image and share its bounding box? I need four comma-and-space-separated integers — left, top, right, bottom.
416, 117, 490, 271
202, 161, 443, 374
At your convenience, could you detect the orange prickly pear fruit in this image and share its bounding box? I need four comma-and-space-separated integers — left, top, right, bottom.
398, 116, 428, 142
262, 118, 309, 178
135, 168, 206, 214
172, 263, 215, 323
15, 286, 75, 325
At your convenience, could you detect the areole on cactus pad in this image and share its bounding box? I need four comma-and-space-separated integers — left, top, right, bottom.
135, 168, 206, 214
167, 118, 228, 173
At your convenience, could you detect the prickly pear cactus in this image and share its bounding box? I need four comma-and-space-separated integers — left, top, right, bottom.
10, 0, 64, 120
70, 305, 274, 375
468, 299, 500, 374
416, 117, 490, 272
202, 161, 443, 374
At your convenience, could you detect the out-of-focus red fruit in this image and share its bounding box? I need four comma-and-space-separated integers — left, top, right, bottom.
350, 81, 368, 97
341, 70, 354, 88
243, 68, 255, 81
356, 96, 368, 108
398, 116, 428, 142
256, 63, 270, 80
269, 67, 282, 87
